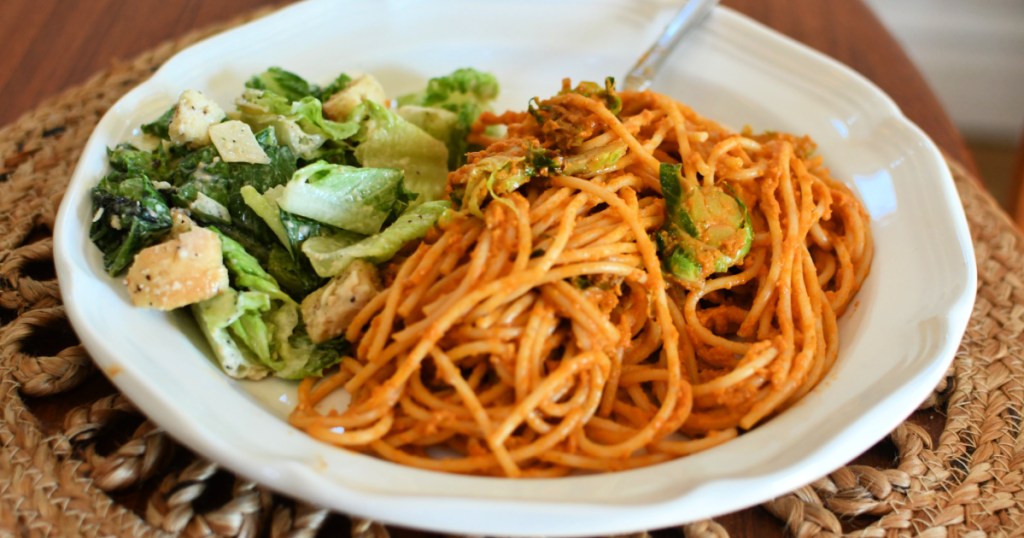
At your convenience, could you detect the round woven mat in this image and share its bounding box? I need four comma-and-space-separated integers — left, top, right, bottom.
2, 11, 1022, 538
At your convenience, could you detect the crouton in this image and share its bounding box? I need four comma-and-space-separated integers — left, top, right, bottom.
125, 226, 228, 310
323, 74, 387, 121
168, 89, 225, 147
209, 120, 271, 164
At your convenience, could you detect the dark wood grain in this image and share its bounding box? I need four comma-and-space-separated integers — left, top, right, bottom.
0, 0, 282, 128
0, 1, 971, 536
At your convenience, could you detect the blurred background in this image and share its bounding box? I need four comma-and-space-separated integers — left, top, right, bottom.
866, 0, 1024, 213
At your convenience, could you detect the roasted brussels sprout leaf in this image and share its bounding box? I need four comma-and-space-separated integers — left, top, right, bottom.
658, 163, 752, 285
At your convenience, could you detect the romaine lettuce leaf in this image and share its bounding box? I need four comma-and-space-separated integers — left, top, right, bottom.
265, 244, 325, 301
241, 183, 353, 299
396, 67, 498, 125
291, 96, 358, 141
240, 185, 290, 252
140, 106, 176, 140
318, 72, 353, 102
193, 230, 344, 380
171, 127, 297, 207
277, 160, 404, 235
280, 209, 365, 258
398, 105, 460, 148
193, 289, 272, 380
246, 67, 319, 102
246, 67, 351, 103
396, 67, 499, 169
162, 127, 297, 266
107, 142, 172, 181
235, 86, 358, 160
352, 101, 448, 202
89, 145, 175, 275
218, 228, 292, 301
302, 200, 449, 277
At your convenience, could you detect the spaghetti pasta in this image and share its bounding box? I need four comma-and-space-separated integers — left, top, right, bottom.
289, 79, 873, 477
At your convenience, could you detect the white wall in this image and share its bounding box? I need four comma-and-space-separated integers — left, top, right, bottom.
865, 0, 1024, 142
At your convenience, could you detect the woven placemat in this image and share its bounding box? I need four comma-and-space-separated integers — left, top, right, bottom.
2, 9, 1023, 538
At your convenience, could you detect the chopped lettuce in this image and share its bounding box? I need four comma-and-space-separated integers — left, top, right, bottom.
398, 104, 460, 155
218, 188, 325, 301
193, 230, 344, 380
107, 142, 172, 181
166, 127, 298, 269
236, 67, 359, 162
265, 244, 325, 301
170, 127, 297, 209
280, 209, 364, 257
247, 67, 320, 102
397, 68, 499, 113
397, 67, 499, 169
235, 88, 358, 159
303, 200, 449, 277
240, 185, 290, 252
89, 66, 500, 384
277, 160, 406, 235
193, 290, 271, 379
352, 101, 449, 202
319, 72, 353, 102
241, 182, 360, 299
219, 230, 291, 300
140, 106, 176, 139
89, 144, 175, 275
246, 67, 352, 103
291, 96, 359, 141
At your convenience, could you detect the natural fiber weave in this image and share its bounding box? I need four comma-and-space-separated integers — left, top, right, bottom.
1, 8, 1022, 538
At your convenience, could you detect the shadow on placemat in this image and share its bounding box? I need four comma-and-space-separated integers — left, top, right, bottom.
2, 8, 1024, 538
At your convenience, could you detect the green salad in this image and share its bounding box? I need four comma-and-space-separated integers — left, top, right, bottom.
89, 67, 499, 380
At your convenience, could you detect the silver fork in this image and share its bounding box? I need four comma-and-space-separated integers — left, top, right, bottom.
622, 0, 720, 91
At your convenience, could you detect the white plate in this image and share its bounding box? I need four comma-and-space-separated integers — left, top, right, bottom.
53, 0, 976, 535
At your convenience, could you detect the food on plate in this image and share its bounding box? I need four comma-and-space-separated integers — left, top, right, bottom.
88, 68, 872, 477
123, 212, 228, 310
90, 67, 497, 380
288, 78, 874, 476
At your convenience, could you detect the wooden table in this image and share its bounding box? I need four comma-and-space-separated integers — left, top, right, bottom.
0, 1, 978, 536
